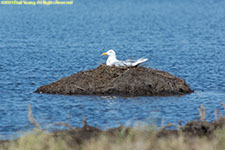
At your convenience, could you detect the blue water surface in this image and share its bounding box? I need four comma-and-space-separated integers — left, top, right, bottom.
0, 0, 225, 138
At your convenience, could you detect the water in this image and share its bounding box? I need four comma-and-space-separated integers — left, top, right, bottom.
0, 0, 225, 138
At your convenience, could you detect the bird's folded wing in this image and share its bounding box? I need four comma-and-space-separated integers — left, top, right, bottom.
113, 58, 148, 67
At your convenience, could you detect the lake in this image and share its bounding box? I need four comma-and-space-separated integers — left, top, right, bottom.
0, 0, 225, 138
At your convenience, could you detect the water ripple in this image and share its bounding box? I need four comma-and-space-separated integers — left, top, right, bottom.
0, 0, 225, 138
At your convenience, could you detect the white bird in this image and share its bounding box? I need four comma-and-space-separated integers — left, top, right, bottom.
102, 49, 148, 67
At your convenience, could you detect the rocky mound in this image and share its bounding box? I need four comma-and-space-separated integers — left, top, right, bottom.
35, 64, 193, 96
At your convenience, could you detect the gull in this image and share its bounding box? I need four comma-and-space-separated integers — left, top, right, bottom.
102, 49, 148, 67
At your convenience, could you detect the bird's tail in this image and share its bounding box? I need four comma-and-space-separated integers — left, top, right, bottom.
133, 57, 148, 66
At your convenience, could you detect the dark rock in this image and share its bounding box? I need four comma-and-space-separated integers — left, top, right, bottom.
35, 64, 193, 96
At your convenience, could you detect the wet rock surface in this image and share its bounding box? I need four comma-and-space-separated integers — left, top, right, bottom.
35, 64, 193, 96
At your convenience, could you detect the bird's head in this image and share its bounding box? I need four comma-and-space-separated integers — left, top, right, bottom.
102, 49, 116, 57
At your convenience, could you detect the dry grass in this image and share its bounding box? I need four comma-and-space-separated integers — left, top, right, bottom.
84, 127, 225, 150
0, 126, 224, 150
0, 103, 225, 150
2, 130, 70, 150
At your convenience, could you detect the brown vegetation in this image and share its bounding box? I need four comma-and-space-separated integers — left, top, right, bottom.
0, 104, 225, 150
35, 64, 193, 96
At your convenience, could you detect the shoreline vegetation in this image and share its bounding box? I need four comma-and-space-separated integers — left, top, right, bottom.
0, 103, 225, 150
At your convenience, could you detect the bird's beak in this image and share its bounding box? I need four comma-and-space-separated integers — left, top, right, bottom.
102, 53, 107, 56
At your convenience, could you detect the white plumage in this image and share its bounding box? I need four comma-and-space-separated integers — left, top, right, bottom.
102, 49, 148, 67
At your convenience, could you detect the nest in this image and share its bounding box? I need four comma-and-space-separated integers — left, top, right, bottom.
35, 64, 193, 96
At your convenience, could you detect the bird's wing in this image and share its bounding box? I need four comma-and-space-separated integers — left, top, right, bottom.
111, 58, 148, 67
120, 58, 148, 67
132, 57, 148, 66
113, 61, 125, 67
